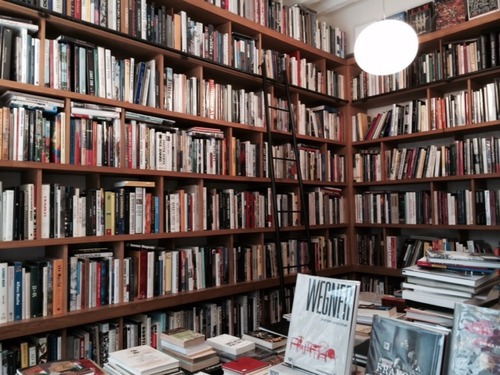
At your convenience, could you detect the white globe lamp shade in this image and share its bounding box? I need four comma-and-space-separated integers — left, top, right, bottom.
354, 19, 419, 76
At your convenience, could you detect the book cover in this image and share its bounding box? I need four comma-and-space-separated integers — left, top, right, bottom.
283, 274, 360, 375
365, 316, 447, 375
425, 249, 500, 269
447, 303, 500, 374
407, 1, 435, 35
434, 0, 467, 30
467, 0, 500, 19
241, 330, 287, 350
161, 327, 205, 348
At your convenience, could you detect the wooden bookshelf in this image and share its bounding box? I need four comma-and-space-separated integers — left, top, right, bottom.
347, 9, 500, 292
0, 0, 349, 360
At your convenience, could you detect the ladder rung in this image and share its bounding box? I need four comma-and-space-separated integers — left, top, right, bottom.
272, 157, 296, 162
269, 105, 291, 112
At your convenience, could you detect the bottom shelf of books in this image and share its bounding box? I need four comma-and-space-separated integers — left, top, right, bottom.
5, 272, 500, 375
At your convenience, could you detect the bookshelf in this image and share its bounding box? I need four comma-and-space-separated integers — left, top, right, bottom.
0, 0, 349, 357
348, 10, 500, 293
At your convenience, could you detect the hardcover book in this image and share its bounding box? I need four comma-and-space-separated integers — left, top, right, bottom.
365, 316, 447, 375
222, 356, 270, 375
434, 0, 467, 30
407, 1, 435, 35
447, 303, 500, 374
280, 274, 360, 375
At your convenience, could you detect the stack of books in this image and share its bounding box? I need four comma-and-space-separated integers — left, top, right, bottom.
104, 345, 180, 375
402, 251, 500, 310
206, 334, 256, 362
159, 327, 220, 373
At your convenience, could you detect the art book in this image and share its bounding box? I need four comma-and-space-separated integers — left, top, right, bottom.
16, 358, 99, 374
278, 274, 360, 375
447, 303, 500, 375
241, 330, 287, 350
365, 316, 447, 375
407, 1, 435, 35
434, 0, 467, 30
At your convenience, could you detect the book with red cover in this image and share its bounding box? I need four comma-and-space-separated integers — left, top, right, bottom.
222, 356, 270, 375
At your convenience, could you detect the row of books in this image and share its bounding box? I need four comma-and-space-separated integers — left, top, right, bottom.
0, 258, 64, 323
207, 1, 347, 58
265, 144, 346, 183
354, 188, 500, 226
298, 104, 344, 141
472, 79, 500, 124
262, 49, 346, 99
351, 27, 500, 100
0, 332, 62, 373
0, 17, 40, 85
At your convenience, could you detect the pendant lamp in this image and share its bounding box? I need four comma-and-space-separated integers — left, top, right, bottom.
354, 9, 418, 76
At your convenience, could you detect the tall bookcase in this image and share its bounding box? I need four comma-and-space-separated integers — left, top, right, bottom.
1, 0, 500, 364
347, 11, 500, 293
0, 0, 350, 351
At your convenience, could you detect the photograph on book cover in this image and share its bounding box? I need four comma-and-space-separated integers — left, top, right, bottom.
447, 303, 500, 375
467, 0, 500, 19
284, 273, 360, 375
365, 316, 446, 375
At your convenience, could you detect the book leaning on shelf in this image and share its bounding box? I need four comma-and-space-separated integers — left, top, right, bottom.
268, 274, 360, 375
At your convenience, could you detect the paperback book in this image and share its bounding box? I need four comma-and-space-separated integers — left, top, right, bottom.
365, 316, 447, 375
277, 274, 360, 375
447, 303, 500, 374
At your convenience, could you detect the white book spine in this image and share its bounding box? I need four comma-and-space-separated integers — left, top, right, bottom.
0, 262, 7, 323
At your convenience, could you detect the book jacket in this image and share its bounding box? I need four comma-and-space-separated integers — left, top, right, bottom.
284, 274, 360, 375
447, 303, 500, 375
365, 316, 446, 375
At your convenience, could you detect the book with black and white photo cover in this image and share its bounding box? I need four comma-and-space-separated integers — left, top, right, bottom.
365, 316, 447, 375
447, 303, 500, 375
272, 273, 360, 375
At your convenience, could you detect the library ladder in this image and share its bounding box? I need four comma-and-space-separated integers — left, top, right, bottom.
261, 63, 315, 305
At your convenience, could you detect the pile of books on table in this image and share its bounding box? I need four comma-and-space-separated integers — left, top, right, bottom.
402, 250, 500, 313
159, 327, 220, 373
104, 344, 180, 375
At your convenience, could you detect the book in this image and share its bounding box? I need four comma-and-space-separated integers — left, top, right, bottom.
365, 316, 447, 375
241, 330, 287, 350
447, 303, 500, 374
222, 356, 270, 375
467, 0, 500, 19
114, 180, 155, 188
425, 249, 500, 269
407, 1, 435, 35
434, 0, 467, 30
402, 264, 500, 288
281, 274, 360, 375
16, 358, 105, 374
108, 345, 179, 375
404, 307, 455, 327
356, 304, 398, 325
206, 334, 255, 356
160, 327, 206, 348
